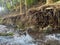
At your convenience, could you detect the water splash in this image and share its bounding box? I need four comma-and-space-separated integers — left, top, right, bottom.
45, 34, 60, 41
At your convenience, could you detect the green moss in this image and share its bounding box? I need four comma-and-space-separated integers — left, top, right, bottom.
16, 22, 25, 30
42, 25, 53, 34
43, 29, 51, 33
0, 18, 3, 24
0, 33, 14, 36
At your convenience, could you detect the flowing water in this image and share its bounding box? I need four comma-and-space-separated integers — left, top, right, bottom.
0, 25, 60, 45
45, 34, 60, 41
0, 35, 37, 45
0, 25, 37, 45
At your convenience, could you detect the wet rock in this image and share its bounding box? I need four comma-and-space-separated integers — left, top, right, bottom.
45, 40, 60, 45
0, 25, 10, 33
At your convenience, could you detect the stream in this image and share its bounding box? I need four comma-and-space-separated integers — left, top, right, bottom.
0, 25, 60, 45
0, 25, 37, 45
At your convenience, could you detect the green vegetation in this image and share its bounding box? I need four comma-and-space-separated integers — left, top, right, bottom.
16, 22, 25, 30
26, 0, 38, 6
0, 18, 3, 24
0, 0, 60, 33
0, 0, 39, 11
0, 33, 14, 36
0, 0, 59, 13
42, 25, 57, 34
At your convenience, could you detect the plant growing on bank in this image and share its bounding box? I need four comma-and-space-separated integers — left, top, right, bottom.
0, 32, 14, 36
0, 0, 40, 12
43, 25, 53, 34
0, 18, 3, 24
